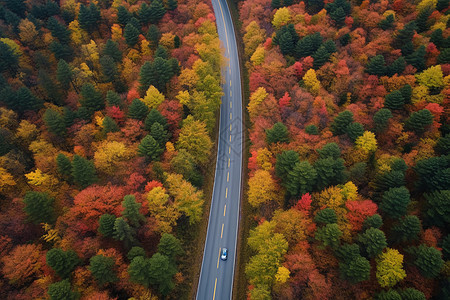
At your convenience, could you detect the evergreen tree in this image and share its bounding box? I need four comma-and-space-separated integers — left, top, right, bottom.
329, 6, 346, 27
16, 86, 43, 113
373, 109, 393, 132
173, 35, 181, 48
406, 45, 426, 72
376, 290, 401, 300
314, 157, 347, 190
117, 6, 131, 26
139, 58, 174, 92
145, 108, 168, 131
275, 150, 299, 182
100, 55, 118, 82
399, 84, 412, 104
128, 256, 151, 287
5, 0, 27, 18
285, 161, 317, 196
390, 215, 421, 243
78, 3, 100, 33
393, 22, 416, 54
366, 55, 387, 76
102, 116, 119, 134
49, 41, 74, 61
128, 17, 141, 30
113, 217, 136, 248
47, 280, 79, 300
46, 249, 79, 278
44, 108, 66, 137
271, 0, 281, 8
89, 255, 118, 285
424, 190, 450, 227
148, 253, 177, 296
416, 7, 432, 33
23, 191, 55, 224
150, 122, 169, 146
438, 48, 450, 64
80, 83, 104, 113
339, 255, 371, 283
124, 23, 140, 47
122, 195, 145, 228
158, 233, 184, 260
47, 17, 71, 44
56, 59, 73, 91
379, 14, 394, 30
436, 134, 450, 155
103, 39, 122, 62
155, 45, 169, 59
295, 33, 322, 58
147, 25, 161, 48
106, 90, 122, 107
127, 247, 146, 261
414, 156, 450, 192
278, 31, 295, 56
314, 208, 338, 225
56, 153, 72, 180
363, 214, 383, 230
128, 99, 149, 120
98, 214, 116, 237
138, 135, 163, 160
399, 288, 426, 300
167, 0, 178, 10
346, 122, 364, 142
387, 57, 406, 76
430, 29, 444, 48
406, 245, 444, 278
315, 223, 342, 249
148, 0, 166, 24
39, 69, 63, 105
331, 110, 354, 135
405, 109, 433, 134
71, 155, 97, 188
317, 142, 341, 159
313, 45, 331, 69
266, 122, 289, 144
380, 186, 410, 219
358, 228, 387, 258
437, 0, 449, 10
384, 90, 404, 110
305, 124, 319, 135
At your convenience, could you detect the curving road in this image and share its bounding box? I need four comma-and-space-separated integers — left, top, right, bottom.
196, 0, 243, 299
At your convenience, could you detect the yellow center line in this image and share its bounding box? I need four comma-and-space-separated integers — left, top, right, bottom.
230, 80, 231, 86
230, 112, 232, 119
229, 146, 231, 154
230, 90, 232, 97
230, 124, 232, 131
213, 277, 217, 300
229, 135, 231, 142
224, 204, 226, 216
217, 248, 221, 269
228, 158, 230, 167
230, 101, 232, 108
221, 223, 224, 238
227, 171, 229, 182
225, 187, 228, 198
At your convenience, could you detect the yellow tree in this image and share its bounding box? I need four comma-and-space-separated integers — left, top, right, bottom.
16, 120, 39, 144
355, 131, 378, 160
416, 65, 444, 91
0, 167, 16, 193
275, 266, 290, 284
141, 85, 165, 109
25, 169, 59, 188
159, 33, 176, 49
272, 7, 291, 29
111, 24, 123, 42
179, 68, 199, 90
303, 69, 321, 95
256, 147, 273, 171
68, 20, 86, 45
243, 21, 266, 57
140, 39, 151, 56
248, 170, 277, 208
250, 46, 265, 66
248, 87, 268, 120
93, 141, 131, 175
146, 186, 180, 233
18, 19, 39, 45
176, 115, 212, 164
376, 248, 406, 288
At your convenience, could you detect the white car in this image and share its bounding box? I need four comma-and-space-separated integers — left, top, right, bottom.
221, 248, 228, 260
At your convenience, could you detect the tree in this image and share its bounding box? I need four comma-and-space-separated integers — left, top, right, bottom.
399, 288, 426, 300
176, 116, 212, 164
266, 122, 289, 144
106, 90, 122, 107
117, 6, 130, 26
424, 190, 450, 227
44, 108, 66, 137
313, 45, 331, 69
366, 55, 387, 76
315, 223, 342, 249
78, 4, 100, 33
56, 59, 73, 91
379, 14, 394, 30
122, 195, 145, 228
124, 24, 140, 47
1, 244, 42, 286
380, 187, 410, 219
145, 109, 168, 131
314, 208, 337, 224
23, 191, 55, 224
387, 57, 406, 76
150, 122, 169, 147
355, 131, 378, 155
358, 228, 387, 258
414, 156, 450, 192
47, 279, 79, 300
128, 99, 149, 120
275, 150, 299, 182
100, 55, 118, 82
127, 247, 146, 261
363, 214, 383, 230
46, 249, 79, 278
80, 83, 104, 114
139, 58, 174, 92
376, 248, 406, 288
303, 69, 321, 95
331, 111, 354, 135
102, 116, 119, 134
373, 109, 392, 132
12, 87, 42, 114
248, 169, 277, 208
138, 3, 152, 25
405, 109, 434, 134
346, 122, 364, 142
56, 153, 72, 180
406, 245, 444, 278
390, 215, 421, 243
147, 25, 161, 47
138, 135, 163, 160
98, 214, 116, 237
71, 155, 97, 188
376, 290, 401, 300
272, 7, 291, 29
285, 161, 317, 197
89, 255, 117, 286
113, 217, 136, 248
103, 39, 122, 62
148, 0, 166, 24
339, 255, 371, 283
148, 253, 176, 296
318, 143, 341, 159
438, 48, 450, 64
142, 86, 165, 109
385, 90, 404, 110
158, 233, 183, 260
314, 157, 347, 190
128, 256, 151, 286
47, 17, 71, 45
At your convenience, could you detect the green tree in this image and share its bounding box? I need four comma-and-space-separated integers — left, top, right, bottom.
313, 45, 331, 69
416, 6, 432, 33
44, 108, 66, 137
387, 57, 406, 76
0, 41, 19, 76
138, 135, 163, 160
103, 39, 122, 62
106, 90, 122, 107
317, 142, 341, 159
390, 215, 421, 243
98, 214, 116, 237
15, 87, 42, 113
80, 83, 104, 113
102, 116, 119, 134
128, 99, 149, 120
399, 288, 426, 300
148, 253, 177, 296
393, 22, 415, 55
122, 195, 145, 228
315, 223, 342, 249
272, 0, 281, 8
406, 245, 444, 278
148, 0, 166, 24
167, 0, 178, 10
295, 33, 322, 58
374, 170, 405, 195
266, 122, 289, 144
358, 228, 387, 258
373, 109, 392, 132
414, 156, 450, 192
346, 122, 364, 142
331, 110, 354, 135
127, 247, 146, 261
113, 217, 136, 248
128, 256, 151, 286
46, 249, 79, 278
71, 155, 97, 188
406, 45, 426, 72
436, 134, 450, 155
89, 255, 117, 285
150, 122, 169, 147
47, 279, 79, 300
385, 90, 404, 110
363, 214, 383, 230
138, 3, 152, 25
314, 157, 347, 190
314, 208, 337, 225
124, 23, 140, 47
78, 4, 100, 33
379, 14, 394, 30
117, 6, 130, 26
139, 57, 174, 92
158, 233, 184, 260
147, 25, 161, 48
285, 161, 317, 196
438, 48, 450, 64
39, 69, 63, 105
339, 255, 371, 283
278, 30, 296, 56
305, 124, 319, 135
376, 290, 401, 300
47, 17, 71, 44
145, 108, 168, 131
405, 109, 433, 134
424, 190, 450, 227
56, 153, 72, 180
23, 191, 55, 224
366, 55, 387, 76
100, 55, 118, 82
380, 186, 410, 219
49, 41, 73, 61
56, 59, 73, 91
275, 150, 299, 182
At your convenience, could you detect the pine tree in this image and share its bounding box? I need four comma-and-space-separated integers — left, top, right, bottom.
295, 33, 322, 58
430, 29, 443, 48
393, 22, 416, 54
406, 245, 444, 278
80, 83, 104, 113
155, 45, 169, 59
148, 253, 177, 296
122, 195, 145, 228
139, 58, 174, 92
56, 59, 73, 91
89, 255, 118, 285
138, 135, 163, 160
424, 190, 450, 227
47, 17, 71, 45
106, 90, 122, 107
275, 150, 299, 182
405, 109, 433, 134
376, 290, 401, 300
406, 45, 426, 72
46, 249, 79, 278
438, 48, 450, 64
124, 23, 140, 47
305, 124, 319, 135
390, 215, 421, 243
399, 288, 426, 300
44, 108, 66, 137
385, 90, 404, 110
148, 0, 166, 24
158, 233, 184, 260
98, 214, 116, 237
380, 186, 410, 219
414, 156, 449, 192
102, 116, 119, 134
339, 255, 371, 283
138, 3, 152, 25
373, 109, 392, 132
128, 256, 151, 286
314, 157, 347, 190
331, 110, 354, 135
16, 86, 43, 113
329, 7, 346, 27
5, 0, 26, 18
366, 55, 387, 76
23, 191, 55, 224
117, 6, 131, 26
314, 208, 337, 225
167, 0, 178, 10
358, 228, 387, 258
103, 39, 122, 62
147, 25, 161, 48
71, 155, 97, 188
278, 31, 295, 56
313, 45, 331, 69
285, 161, 317, 196
363, 214, 383, 230
47, 280, 79, 300
315, 223, 342, 249
113, 217, 136, 248
271, 0, 281, 8
128, 99, 149, 120
78, 4, 100, 33
379, 14, 394, 30
387, 57, 406, 76
399, 84, 412, 104
56, 153, 72, 180
266, 122, 289, 144
346, 122, 364, 142
100, 55, 118, 82
416, 7, 432, 33
127, 247, 146, 261
317, 142, 341, 159
49, 41, 73, 61
145, 108, 168, 131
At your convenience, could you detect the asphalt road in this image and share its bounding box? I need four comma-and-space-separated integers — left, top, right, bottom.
196, 0, 243, 298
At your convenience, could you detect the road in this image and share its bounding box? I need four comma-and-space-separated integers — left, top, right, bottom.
196, 0, 243, 299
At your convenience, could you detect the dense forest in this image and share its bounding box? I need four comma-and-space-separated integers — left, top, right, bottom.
239, 0, 449, 298
0, 0, 223, 298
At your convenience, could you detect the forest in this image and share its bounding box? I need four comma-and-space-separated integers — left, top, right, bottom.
0, 0, 223, 298
239, 0, 449, 298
